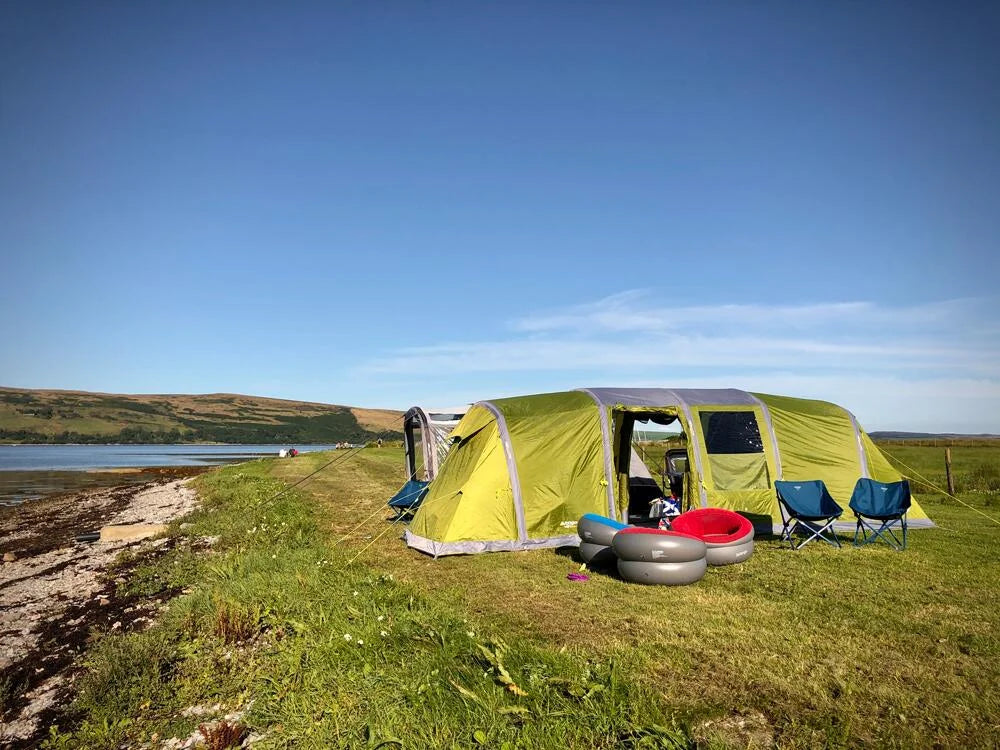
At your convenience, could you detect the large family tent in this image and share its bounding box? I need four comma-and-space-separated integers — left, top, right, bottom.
404, 388, 932, 556
402, 406, 467, 481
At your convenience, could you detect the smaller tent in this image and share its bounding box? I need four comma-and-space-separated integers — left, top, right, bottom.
402, 406, 467, 481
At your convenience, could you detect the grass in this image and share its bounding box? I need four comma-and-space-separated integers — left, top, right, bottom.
44, 458, 690, 749
46, 445, 1000, 748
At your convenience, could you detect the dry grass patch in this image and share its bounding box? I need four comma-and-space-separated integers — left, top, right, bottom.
350, 407, 405, 433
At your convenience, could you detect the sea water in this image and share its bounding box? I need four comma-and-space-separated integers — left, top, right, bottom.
0, 444, 341, 506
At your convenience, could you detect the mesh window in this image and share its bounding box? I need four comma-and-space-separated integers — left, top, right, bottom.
699, 411, 763, 454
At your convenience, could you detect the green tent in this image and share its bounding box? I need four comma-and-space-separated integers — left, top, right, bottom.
404, 388, 932, 556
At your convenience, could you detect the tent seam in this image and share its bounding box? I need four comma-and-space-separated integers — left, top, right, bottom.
576, 388, 618, 519
478, 401, 528, 542
663, 389, 709, 508
748, 394, 783, 480
845, 409, 870, 479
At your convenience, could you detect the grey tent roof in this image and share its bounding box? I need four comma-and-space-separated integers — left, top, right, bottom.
578, 387, 759, 409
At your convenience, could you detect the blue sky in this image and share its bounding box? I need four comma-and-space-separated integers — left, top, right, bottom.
1, 2, 997, 432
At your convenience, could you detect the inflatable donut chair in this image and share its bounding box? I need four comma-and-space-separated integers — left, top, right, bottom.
670, 508, 754, 566
576, 513, 629, 565
612, 528, 707, 586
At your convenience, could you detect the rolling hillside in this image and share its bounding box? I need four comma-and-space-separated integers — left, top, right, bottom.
0, 387, 403, 444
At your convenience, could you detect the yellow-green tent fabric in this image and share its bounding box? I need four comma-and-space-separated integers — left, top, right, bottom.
404, 388, 932, 556
406, 392, 608, 555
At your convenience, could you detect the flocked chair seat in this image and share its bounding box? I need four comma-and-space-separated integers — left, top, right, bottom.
670, 508, 755, 565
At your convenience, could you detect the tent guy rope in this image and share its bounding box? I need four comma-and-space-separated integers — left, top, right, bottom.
880, 447, 1000, 527
264, 444, 368, 503
333, 502, 396, 548
344, 487, 464, 567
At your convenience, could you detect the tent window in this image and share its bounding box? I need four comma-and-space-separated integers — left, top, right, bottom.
428, 412, 465, 422
699, 411, 763, 454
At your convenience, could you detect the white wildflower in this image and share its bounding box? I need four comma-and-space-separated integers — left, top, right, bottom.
343, 633, 352, 641
356, 639, 364, 645
377, 615, 384, 622
380, 630, 388, 637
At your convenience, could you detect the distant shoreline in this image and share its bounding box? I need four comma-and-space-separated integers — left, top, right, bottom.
0, 465, 212, 509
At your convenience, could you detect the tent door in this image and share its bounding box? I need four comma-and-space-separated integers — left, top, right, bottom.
403, 414, 429, 481
611, 407, 681, 523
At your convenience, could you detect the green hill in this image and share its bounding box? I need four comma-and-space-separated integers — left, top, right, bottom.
0, 387, 402, 444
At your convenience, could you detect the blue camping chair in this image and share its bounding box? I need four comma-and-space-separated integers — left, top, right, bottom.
848, 479, 911, 550
774, 480, 844, 549
387, 479, 428, 522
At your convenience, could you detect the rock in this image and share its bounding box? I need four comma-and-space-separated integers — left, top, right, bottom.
3, 551, 17, 563
99, 524, 168, 542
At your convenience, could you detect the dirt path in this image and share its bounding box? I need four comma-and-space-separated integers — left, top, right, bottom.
0, 477, 201, 748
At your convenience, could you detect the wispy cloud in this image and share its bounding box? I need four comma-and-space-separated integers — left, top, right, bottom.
514, 291, 987, 336
355, 291, 1000, 431
362, 291, 998, 376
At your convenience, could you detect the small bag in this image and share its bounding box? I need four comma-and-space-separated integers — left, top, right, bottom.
648, 498, 665, 519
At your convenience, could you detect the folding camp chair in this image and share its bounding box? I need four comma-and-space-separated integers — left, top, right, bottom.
849, 478, 911, 550
774, 480, 844, 549
387, 479, 429, 522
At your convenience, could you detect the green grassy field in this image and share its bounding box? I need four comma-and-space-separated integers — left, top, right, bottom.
0, 387, 401, 444
44, 444, 1000, 748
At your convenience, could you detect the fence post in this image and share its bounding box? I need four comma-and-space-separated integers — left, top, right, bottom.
945, 448, 955, 495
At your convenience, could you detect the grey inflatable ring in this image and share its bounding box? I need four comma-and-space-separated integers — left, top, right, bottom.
578, 542, 616, 566
704, 537, 754, 566
577, 513, 630, 547
612, 529, 707, 563
617, 558, 708, 586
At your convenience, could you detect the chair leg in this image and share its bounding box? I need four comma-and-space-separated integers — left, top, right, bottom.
854, 516, 907, 550
854, 517, 875, 547
781, 519, 795, 548
854, 517, 871, 547
791, 518, 840, 549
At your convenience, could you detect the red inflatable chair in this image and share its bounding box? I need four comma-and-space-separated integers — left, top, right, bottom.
670, 508, 754, 566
